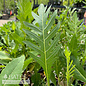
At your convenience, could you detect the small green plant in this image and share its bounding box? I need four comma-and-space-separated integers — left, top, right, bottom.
64, 46, 75, 86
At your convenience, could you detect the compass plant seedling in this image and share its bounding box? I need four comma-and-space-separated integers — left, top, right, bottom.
23, 4, 61, 86
64, 46, 75, 86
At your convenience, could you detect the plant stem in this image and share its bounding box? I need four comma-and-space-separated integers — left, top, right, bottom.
67, 58, 69, 86
42, 15, 50, 86
58, 76, 60, 85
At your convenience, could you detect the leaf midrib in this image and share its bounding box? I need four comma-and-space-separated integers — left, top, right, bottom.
42, 11, 48, 80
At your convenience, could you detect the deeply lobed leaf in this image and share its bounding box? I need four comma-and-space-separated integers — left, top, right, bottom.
24, 4, 61, 86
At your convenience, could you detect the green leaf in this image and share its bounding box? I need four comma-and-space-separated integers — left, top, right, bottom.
0, 51, 12, 60
23, 29, 43, 44
0, 60, 10, 65
23, 22, 41, 33
50, 71, 56, 86
24, 41, 43, 54
71, 55, 86, 82
44, 10, 58, 32
23, 57, 33, 70
31, 63, 41, 86
10, 33, 24, 45
12, 22, 16, 31
17, 0, 33, 24
0, 55, 25, 86
24, 4, 61, 86
64, 46, 71, 58
69, 34, 77, 52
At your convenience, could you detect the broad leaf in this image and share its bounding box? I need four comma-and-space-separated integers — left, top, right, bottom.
23, 4, 61, 86
0, 55, 25, 86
